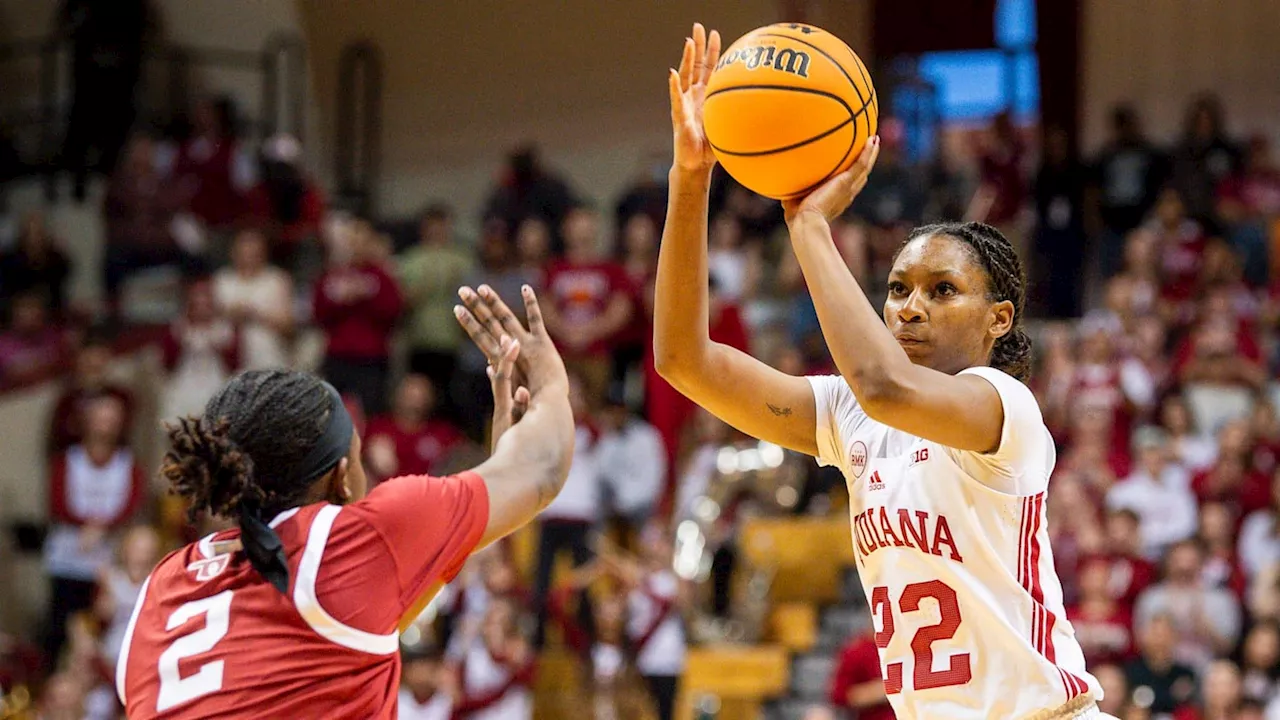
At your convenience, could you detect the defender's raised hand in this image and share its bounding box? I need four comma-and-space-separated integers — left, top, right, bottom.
455, 284, 566, 392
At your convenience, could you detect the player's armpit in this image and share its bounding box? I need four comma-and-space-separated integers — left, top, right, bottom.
662, 341, 819, 457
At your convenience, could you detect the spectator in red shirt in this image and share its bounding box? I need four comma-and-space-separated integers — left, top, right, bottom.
1197, 501, 1248, 598
969, 111, 1027, 240
313, 218, 405, 415
541, 204, 635, 404
1067, 557, 1136, 666
644, 277, 750, 485
246, 133, 326, 266
614, 212, 660, 385
47, 331, 135, 456
1149, 187, 1210, 316
170, 96, 253, 229
828, 632, 895, 720
0, 290, 68, 387
1191, 435, 1272, 519
364, 374, 464, 486
1094, 508, 1158, 609
42, 394, 144, 667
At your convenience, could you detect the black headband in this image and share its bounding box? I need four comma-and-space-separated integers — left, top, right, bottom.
238, 380, 353, 595
293, 381, 355, 485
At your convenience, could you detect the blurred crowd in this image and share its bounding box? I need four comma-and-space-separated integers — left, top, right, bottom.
2, 84, 1280, 720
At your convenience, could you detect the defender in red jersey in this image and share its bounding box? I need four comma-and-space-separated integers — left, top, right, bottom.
118, 285, 574, 719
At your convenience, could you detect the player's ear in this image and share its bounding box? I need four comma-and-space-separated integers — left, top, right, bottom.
328, 458, 351, 503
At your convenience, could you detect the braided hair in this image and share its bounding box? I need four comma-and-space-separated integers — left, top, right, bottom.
896, 221, 1032, 382
161, 370, 342, 592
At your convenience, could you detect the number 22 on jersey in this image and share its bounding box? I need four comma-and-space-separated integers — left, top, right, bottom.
871, 580, 972, 694
156, 590, 234, 711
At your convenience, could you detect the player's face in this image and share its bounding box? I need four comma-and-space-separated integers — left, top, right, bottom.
884, 235, 1013, 376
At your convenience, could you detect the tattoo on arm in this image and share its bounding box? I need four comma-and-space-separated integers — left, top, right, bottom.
767, 403, 792, 417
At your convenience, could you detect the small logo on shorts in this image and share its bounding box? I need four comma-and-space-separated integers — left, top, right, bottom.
849, 440, 868, 478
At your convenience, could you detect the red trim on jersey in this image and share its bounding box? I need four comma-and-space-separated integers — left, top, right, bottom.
1020, 493, 1087, 703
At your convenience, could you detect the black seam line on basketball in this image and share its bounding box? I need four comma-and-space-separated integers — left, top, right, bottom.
709, 117, 852, 157
755, 32, 865, 108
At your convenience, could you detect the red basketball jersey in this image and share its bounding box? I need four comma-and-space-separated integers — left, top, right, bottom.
117, 472, 489, 719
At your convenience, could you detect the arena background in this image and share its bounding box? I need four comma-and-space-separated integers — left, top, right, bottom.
0, 0, 1278, 718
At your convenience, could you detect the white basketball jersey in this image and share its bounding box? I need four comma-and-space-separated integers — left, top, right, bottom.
809, 367, 1102, 720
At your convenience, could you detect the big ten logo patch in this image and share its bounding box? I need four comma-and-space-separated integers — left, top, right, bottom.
849, 440, 868, 478
714, 44, 812, 79
188, 554, 230, 582
910, 447, 929, 466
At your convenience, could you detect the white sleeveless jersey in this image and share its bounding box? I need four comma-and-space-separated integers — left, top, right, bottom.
809, 367, 1102, 720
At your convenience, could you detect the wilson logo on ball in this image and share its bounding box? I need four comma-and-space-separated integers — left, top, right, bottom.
715, 45, 811, 79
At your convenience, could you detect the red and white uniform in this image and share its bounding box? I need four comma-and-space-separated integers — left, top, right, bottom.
810, 367, 1104, 719
117, 472, 489, 719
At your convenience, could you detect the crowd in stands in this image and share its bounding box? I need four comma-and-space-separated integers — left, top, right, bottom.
2, 85, 1280, 720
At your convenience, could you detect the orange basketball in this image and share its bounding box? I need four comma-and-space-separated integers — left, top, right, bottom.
703, 23, 878, 200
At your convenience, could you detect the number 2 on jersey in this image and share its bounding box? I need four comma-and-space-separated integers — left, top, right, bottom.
871, 580, 971, 694
156, 590, 233, 711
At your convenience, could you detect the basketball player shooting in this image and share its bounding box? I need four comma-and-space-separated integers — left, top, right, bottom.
655, 23, 1112, 720
116, 285, 574, 719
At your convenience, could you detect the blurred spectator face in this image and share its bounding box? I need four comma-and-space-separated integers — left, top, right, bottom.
1093, 663, 1128, 715
1245, 136, 1273, 172
75, 341, 112, 386
1189, 100, 1219, 142
1251, 401, 1278, 439
708, 213, 742, 250
1198, 502, 1235, 548
515, 217, 551, 266
622, 213, 659, 258
1079, 328, 1114, 364
122, 135, 156, 176
1122, 229, 1157, 272
481, 554, 517, 596
19, 211, 52, 253
184, 280, 217, 322
1242, 622, 1280, 673
481, 599, 517, 650
38, 672, 86, 719
595, 591, 626, 635
478, 221, 511, 269
1164, 541, 1204, 585
1133, 317, 1166, 361
562, 207, 601, 262
231, 229, 269, 275
1133, 431, 1169, 477
1159, 395, 1192, 435
1200, 245, 1243, 287
83, 395, 126, 446
1139, 614, 1177, 658
641, 521, 674, 566
10, 292, 48, 333
193, 98, 223, 138
121, 525, 160, 581
1218, 419, 1253, 459
393, 374, 435, 423
1103, 277, 1134, 316
1110, 106, 1138, 142
1201, 660, 1242, 711
419, 207, 453, 246
1154, 188, 1186, 228
401, 654, 443, 698
1078, 559, 1111, 600
1106, 509, 1143, 554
